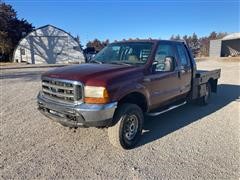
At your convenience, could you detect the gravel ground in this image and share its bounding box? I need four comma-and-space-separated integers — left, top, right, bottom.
0, 59, 239, 179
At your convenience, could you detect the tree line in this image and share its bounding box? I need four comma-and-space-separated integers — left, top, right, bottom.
86, 39, 110, 52
86, 32, 227, 57
170, 32, 227, 56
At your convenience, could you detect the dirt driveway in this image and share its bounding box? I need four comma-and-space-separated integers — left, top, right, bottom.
1, 60, 239, 179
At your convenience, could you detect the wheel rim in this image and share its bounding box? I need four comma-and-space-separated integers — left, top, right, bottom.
123, 114, 139, 141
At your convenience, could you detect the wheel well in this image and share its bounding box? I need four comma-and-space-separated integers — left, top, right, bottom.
118, 92, 148, 112
208, 78, 218, 93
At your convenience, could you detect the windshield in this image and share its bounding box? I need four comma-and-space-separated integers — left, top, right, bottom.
92, 42, 153, 65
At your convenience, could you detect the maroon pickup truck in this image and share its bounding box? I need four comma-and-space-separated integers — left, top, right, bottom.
37, 39, 220, 149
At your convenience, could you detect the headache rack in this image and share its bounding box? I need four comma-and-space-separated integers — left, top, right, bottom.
41, 77, 83, 104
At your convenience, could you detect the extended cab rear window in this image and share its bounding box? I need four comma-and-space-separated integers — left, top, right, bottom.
176, 44, 190, 66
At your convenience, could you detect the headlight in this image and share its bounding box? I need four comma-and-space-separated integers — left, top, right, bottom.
84, 86, 110, 104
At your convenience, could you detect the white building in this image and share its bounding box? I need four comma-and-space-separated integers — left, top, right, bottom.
13, 25, 85, 64
209, 33, 240, 57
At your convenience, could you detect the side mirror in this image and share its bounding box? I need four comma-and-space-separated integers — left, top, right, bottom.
151, 56, 175, 73
164, 56, 175, 71
151, 61, 158, 73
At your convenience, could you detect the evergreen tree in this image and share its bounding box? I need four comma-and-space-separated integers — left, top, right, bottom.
0, 1, 34, 61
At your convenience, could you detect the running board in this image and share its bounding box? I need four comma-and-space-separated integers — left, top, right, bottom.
147, 101, 187, 116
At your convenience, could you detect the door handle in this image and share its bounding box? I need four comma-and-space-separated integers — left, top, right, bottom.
143, 78, 151, 82
178, 68, 185, 78
178, 71, 181, 78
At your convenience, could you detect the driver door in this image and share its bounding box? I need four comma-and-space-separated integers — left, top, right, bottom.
144, 42, 181, 109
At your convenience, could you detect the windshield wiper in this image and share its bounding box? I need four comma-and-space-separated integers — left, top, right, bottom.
89, 60, 103, 64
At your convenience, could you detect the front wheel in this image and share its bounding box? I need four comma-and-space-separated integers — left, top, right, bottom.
108, 103, 144, 150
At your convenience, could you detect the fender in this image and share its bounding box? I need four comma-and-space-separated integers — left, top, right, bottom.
111, 81, 151, 112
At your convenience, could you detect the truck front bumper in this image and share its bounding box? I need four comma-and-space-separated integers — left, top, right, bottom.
37, 93, 117, 127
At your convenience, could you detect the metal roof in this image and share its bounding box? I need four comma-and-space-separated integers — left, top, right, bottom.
222, 33, 240, 40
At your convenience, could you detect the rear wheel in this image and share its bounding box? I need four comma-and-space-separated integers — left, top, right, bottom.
199, 82, 211, 105
108, 103, 143, 149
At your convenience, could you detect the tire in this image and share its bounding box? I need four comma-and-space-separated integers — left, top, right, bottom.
108, 103, 144, 150
199, 82, 211, 105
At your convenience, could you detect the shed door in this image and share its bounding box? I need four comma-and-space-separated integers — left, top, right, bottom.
30, 36, 68, 64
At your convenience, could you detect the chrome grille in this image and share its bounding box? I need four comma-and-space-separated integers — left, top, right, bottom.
42, 77, 83, 103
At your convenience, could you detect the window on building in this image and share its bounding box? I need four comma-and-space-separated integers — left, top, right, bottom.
20, 48, 25, 55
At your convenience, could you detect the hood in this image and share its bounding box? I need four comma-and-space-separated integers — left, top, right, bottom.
42, 63, 144, 86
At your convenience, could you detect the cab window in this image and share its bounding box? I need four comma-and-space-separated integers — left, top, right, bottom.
154, 44, 176, 72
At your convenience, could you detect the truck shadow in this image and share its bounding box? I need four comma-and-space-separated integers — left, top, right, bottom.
137, 84, 240, 148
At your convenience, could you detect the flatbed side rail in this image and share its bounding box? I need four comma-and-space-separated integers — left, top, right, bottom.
194, 69, 221, 86
191, 69, 221, 100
